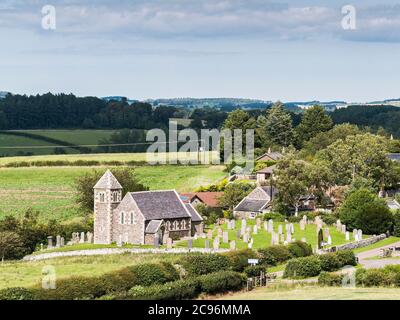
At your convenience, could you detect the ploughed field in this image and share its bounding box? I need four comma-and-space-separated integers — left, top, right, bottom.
0, 165, 226, 222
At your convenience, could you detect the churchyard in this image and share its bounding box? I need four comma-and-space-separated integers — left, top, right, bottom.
176, 216, 364, 251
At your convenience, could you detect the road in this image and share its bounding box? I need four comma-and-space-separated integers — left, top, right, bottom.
357, 241, 400, 269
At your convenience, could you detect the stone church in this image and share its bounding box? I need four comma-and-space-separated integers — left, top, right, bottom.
93, 170, 204, 245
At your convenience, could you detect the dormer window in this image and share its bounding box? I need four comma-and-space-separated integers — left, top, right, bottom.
120, 212, 125, 225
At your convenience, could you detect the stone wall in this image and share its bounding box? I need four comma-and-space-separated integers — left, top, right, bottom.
325, 234, 387, 252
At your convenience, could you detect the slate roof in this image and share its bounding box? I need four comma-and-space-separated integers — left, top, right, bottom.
94, 170, 122, 189
387, 199, 400, 210
185, 203, 203, 222
145, 220, 163, 234
234, 199, 269, 212
388, 153, 400, 162
129, 190, 191, 220
256, 152, 283, 161
259, 186, 279, 199
256, 164, 277, 174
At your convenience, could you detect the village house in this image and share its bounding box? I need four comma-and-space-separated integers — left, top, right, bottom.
256, 164, 276, 185
93, 170, 203, 245
180, 192, 224, 209
255, 151, 283, 162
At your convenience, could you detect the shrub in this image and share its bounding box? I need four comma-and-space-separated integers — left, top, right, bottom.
393, 211, 400, 237
129, 262, 179, 286
355, 268, 396, 287
179, 254, 230, 276
0, 287, 35, 300
222, 249, 257, 272
336, 250, 357, 266
288, 241, 313, 258
283, 256, 322, 278
318, 272, 344, 286
243, 265, 266, 277
198, 271, 246, 294
287, 216, 302, 223
258, 245, 291, 266
262, 212, 286, 222
319, 253, 341, 272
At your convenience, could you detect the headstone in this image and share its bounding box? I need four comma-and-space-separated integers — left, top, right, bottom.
167, 237, 173, 249
253, 225, 258, 234
227, 220, 232, 230
285, 223, 289, 233
241, 219, 247, 235
86, 232, 93, 244
213, 237, 220, 250
323, 228, 330, 239
207, 230, 213, 240
336, 219, 342, 232
300, 220, 305, 231
301, 237, 306, 243
217, 227, 223, 237
223, 231, 229, 243
278, 225, 283, 234
188, 239, 193, 249
248, 242, 253, 249
341, 225, 346, 234
80, 232, 85, 244
205, 239, 210, 249
286, 232, 292, 243
327, 235, 332, 245
302, 215, 307, 223
256, 218, 261, 228
354, 234, 359, 242
230, 240, 236, 250
232, 220, 236, 230
243, 233, 249, 243
47, 236, 53, 248
290, 223, 295, 234
56, 235, 61, 248
154, 236, 160, 248
236, 229, 241, 239
268, 220, 274, 233
271, 232, 276, 246
264, 221, 268, 231
346, 231, 350, 241
353, 229, 358, 239
280, 234, 285, 243
358, 229, 363, 241
40, 243, 44, 251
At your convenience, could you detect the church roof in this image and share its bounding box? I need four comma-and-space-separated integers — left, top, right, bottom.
128, 190, 191, 220
234, 199, 270, 212
93, 170, 123, 189
185, 203, 203, 222
145, 220, 163, 234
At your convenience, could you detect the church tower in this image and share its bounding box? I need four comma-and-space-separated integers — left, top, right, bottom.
93, 170, 122, 244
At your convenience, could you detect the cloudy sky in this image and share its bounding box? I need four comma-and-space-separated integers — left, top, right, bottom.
1, 0, 400, 102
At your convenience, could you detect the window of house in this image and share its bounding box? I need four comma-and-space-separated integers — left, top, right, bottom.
120, 212, 125, 225
112, 192, 119, 202
99, 193, 105, 202
130, 212, 135, 225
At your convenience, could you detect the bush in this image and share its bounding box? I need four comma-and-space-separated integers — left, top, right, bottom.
319, 253, 341, 272
318, 272, 344, 286
336, 250, 357, 266
243, 265, 266, 277
180, 254, 230, 276
129, 262, 179, 286
288, 241, 313, 258
356, 268, 396, 287
198, 271, 246, 294
287, 216, 302, 223
222, 249, 257, 272
258, 245, 291, 266
0, 287, 35, 300
393, 211, 400, 237
283, 256, 322, 278
262, 212, 286, 222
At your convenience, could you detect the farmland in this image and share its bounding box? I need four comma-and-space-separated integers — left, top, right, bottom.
0, 165, 226, 222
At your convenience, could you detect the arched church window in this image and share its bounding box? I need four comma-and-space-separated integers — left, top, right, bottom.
173, 220, 179, 230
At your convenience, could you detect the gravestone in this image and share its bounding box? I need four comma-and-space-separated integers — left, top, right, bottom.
323, 228, 330, 239
80, 232, 85, 244
300, 220, 305, 231
327, 235, 332, 245
243, 233, 249, 243
290, 223, 295, 234
40, 243, 44, 251
167, 237, 173, 249
341, 225, 346, 234
241, 219, 247, 235
248, 242, 253, 249
217, 227, 223, 237
354, 233, 359, 242
230, 240, 236, 250
86, 232, 93, 244
301, 237, 307, 243
353, 229, 358, 239
285, 223, 289, 233
253, 225, 258, 234
278, 225, 283, 235
188, 239, 193, 249
302, 215, 307, 223
268, 220, 274, 233
256, 218, 261, 228
280, 234, 285, 243
56, 235, 61, 248
205, 239, 210, 249
207, 230, 213, 240
336, 219, 342, 232
346, 231, 350, 241
227, 221, 232, 230
286, 232, 292, 243
264, 221, 268, 231
358, 229, 363, 241
236, 229, 241, 239
47, 236, 53, 249
223, 231, 229, 243
213, 237, 220, 250
232, 220, 236, 230
154, 236, 160, 248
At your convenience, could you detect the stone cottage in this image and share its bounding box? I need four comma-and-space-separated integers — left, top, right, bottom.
93, 170, 204, 245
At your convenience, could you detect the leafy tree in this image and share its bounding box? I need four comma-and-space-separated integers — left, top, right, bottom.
296, 105, 333, 146
0, 231, 24, 262
264, 101, 294, 147
339, 188, 393, 234
75, 168, 148, 213
218, 183, 254, 211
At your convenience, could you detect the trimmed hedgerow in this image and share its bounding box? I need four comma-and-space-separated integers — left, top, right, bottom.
198, 271, 247, 294
222, 249, 257, 272
335, 250, 357, 266
356, 268, 398, 287
243, 265, 266, 277
179, 254, 231, 276
129, 262, 179, 286
257, 245, 292, 266
283, 256, 322, 278
318, 272, 345, 287
288, 241, 313, 258
319, 253, 341, 272
0, 287, 36, 300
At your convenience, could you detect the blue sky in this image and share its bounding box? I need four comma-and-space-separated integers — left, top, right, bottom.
1, 0, 400, 102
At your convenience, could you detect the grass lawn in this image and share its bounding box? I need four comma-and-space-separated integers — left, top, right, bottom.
0, 253, 183, 290
219, 284, 400, 300
0, 165, 226, 221
353, 237, 400, 254
176, 219, 354, 250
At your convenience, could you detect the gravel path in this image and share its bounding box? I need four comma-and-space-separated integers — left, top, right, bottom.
23, 247, 230, 261
357, 241, 400, 269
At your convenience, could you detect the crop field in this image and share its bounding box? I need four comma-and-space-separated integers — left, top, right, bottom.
176, 219, 354, 250
0, 165, 226, 221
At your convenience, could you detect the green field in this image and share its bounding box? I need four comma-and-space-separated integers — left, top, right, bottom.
0, 165, 226, 221
0, 130, 117, 156
0, 253, 182, 290
220, 284, 400, 300
176, 219, 354, 250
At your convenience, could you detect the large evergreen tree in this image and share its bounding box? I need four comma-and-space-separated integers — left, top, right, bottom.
264, 101, 294, 147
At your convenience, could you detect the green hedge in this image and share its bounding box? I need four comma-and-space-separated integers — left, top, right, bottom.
288, 241, 313, 258
243, 265, 266, 277
127, 271, 246, 300
356, 267, 400, 287
283, 250, 357, 279
257, 245, 292, 266
179, 254, 231, 276
318, 272, 345, 286
222, 249, 257, 272
0, 287, 35, 300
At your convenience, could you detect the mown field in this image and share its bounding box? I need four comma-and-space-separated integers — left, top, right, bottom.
0, 130, 117, 156
0, 253, 182, 290
0, 165, 226, 221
